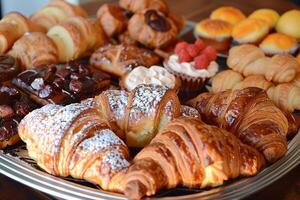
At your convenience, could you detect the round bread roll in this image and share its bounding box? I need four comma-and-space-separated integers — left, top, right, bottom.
210, 6, 246, 25
249, 8, 280, 29
276, 10, 300, 39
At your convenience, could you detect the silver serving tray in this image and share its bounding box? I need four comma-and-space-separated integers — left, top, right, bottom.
1, 21, 300, 200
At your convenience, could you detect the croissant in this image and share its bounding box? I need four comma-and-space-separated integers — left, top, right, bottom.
119, 0, 169, 14
188, 87, 288, 163
31, 0, 87, 31
227, 44, 299, 83
96, 4, 128, 37
93, 84, 181, 147
0, 22, 20, 54
47, 16, 106, 62
18, 102, 130, 192
8, 32, 58, 69
123, 117, 265, 199
211, 70, 244, 93
292, 73, 300, 88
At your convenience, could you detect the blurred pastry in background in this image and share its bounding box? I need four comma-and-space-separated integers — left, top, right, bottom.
297, 53, 300, 64
210, 6, 246, 25
96, 3, 128, 37
249, 8, 280, 29
232, 18, 269, 44
194, 19, 233, 51
119, 0, 169, 14
276, 10, 300, 39
128, 9, 178, 49
259, 33, 299, 55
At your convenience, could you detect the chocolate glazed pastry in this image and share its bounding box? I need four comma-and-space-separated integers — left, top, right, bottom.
0, 55, 20, 82
128, 9, 178, 49
0, 84, 37, 149
12, 62, 111, 105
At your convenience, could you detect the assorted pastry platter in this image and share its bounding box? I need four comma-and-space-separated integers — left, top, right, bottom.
0, 0, 300, 200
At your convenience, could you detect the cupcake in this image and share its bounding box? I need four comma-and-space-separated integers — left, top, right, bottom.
210, 6, 246, 25
194, 19, 233, 51
276, 10, 300, 39
249, 8, 280, 29
120, 65, 181, 92
164, 39, 219, 99
259, 33, 299, 55
232, 18, 269, 44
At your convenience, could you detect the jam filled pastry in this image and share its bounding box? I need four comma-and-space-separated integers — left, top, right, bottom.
119, 0, 169, 14
8, 32, 58, 69
90, 44, 160, 77
0, 55, 20, 83
12, 62, 111, 106
18, 103, 130, 192
128, 9, 178, 49
188, 87, 289, 163
31, 0, 87, 31
96, 3, 128, 37
0, 84, 37, 149
123, 117, 265, 200
92, 84, 181, 147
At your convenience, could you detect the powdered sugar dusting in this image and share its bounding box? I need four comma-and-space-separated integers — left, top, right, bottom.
104, 90, 128, 120
129, 84, 168, 121
102, 148, 130, 171
79, 129, 125, 153
181, 105, 201, 119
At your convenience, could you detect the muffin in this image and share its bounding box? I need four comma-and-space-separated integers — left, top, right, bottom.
194, 19, 233, 51
164, 39, 219, 99
249, 8, 280, 29
120, 65, 181, 92
232, 18, 269, 44
276, 10, 300, 39
210, 6, 246, 25
259, 33, 299, 55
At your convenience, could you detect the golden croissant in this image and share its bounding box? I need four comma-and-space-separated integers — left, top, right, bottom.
123, 117, 265, 199
18, 102, 130, 192
227, 44, 299, 83
188, 87, 288, 163
93, 84, 181, 147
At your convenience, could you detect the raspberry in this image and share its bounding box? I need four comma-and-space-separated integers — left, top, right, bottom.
175, 41, 188, 54
194, 54, 209, 69
195, 39, 206, 51
201, 46, 217, 61
186, 44, 201, 58
178, 49, 193, 63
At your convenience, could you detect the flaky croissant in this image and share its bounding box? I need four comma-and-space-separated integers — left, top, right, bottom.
19, 102, 130, 192
31, 0, 87, 31
93, 84, 181, 147
123, 117, 265, 200
119, 0, 169, 14
8, 32, 58, 69
227, 44, 299, 83
188, 87, 288, 163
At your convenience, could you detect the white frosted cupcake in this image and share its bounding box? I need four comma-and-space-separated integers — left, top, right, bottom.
120, 65, 181, 92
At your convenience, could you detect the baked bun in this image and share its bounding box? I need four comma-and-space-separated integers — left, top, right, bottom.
249, 8, 280, 29
259, 33, 299, 55
8, 32, 58, 69
194, 19, 232, 51
128, 9, 178, 49
232, 18, 269, 44
119, 0, 169, 14
210, 6, 246, 25
276, 10, 300, 39
96, 3, 128, 37
0, 22, 20, 53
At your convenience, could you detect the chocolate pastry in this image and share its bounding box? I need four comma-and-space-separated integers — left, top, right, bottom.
0, 84, 37, 149
128, 9, 178, 49
96, 3, 128, 37
119, 0, 169, 14
0, 55, 20, 82
12, 62, 111, 105
90, 44, 161, 77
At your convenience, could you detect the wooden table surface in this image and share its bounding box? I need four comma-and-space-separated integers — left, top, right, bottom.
1, 0, 300, 200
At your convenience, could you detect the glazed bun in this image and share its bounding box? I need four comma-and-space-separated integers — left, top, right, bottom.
232, 18, 269, 44
259, 33, 299, 55
276, 10, 300, 39
249, 9, 280, 29
210, 6, 246, 25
